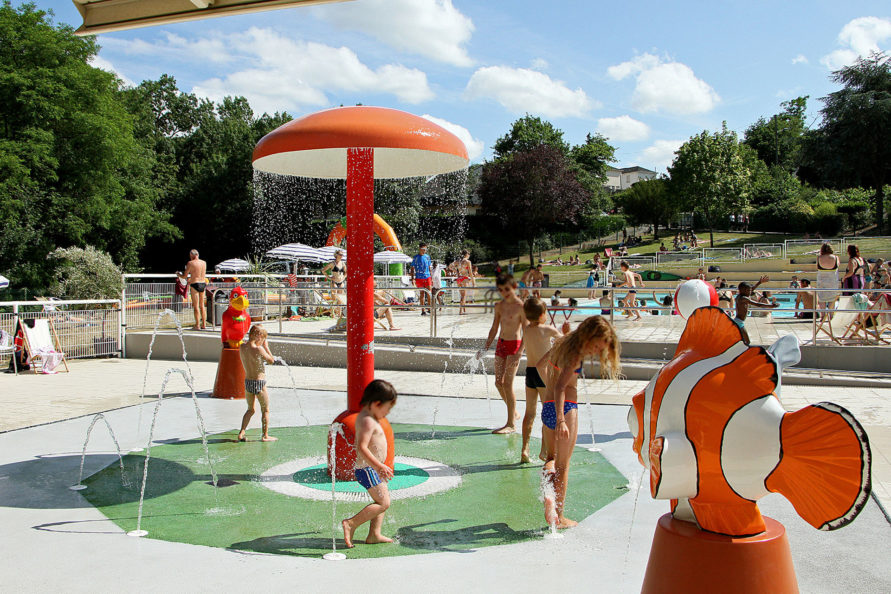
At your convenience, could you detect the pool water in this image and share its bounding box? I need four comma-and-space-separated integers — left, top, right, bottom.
566, 292, 800, 319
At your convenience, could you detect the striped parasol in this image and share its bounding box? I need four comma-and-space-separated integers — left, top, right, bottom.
317, 246, 347, 262
373, 250, 412, 264
214, 258, 250, 272
266, 243, 327, 263
0, 274, 8, 289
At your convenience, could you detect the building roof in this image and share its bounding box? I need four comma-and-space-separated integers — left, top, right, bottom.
606, 166, 657, 174
71, 0, 350, 35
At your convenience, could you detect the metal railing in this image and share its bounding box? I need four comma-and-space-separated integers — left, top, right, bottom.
0, 299, 122, 368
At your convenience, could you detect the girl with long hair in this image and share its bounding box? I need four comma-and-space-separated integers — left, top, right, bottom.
536, 316, 621, 528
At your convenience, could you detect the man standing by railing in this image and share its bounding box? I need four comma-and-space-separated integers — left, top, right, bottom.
177, 249, 208, 330
410, 243, 432, 316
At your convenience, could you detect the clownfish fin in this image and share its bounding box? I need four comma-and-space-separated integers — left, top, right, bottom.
674, 306, 742, 359
765, 403, 871, 531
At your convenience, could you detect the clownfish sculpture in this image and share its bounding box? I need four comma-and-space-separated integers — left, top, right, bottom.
221, 287, 251, 348
628, 306, 871, 537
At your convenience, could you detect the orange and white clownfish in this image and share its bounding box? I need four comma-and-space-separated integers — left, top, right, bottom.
628, 306, 871, 537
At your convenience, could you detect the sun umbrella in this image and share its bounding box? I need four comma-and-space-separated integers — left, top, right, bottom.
373, 250, 412, 264
317, 246, 347, 262
266, 243, 327, 263
0, 275, 9, 289
215, 258, 251, 273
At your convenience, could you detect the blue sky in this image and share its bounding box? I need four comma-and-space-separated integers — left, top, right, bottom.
37, 1, 891, 170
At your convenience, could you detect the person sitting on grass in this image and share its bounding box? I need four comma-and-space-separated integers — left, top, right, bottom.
732, 275, 778, 344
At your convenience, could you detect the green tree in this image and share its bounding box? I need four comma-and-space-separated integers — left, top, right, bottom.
0, 3, 175, 290
668, 123, 757, 247
743, 96, 808, 172
800, 52, 891, 233
479, 144, 589, 266
47, 245, 123, 300
616, 178, 676, 239
492, 114, 569, 159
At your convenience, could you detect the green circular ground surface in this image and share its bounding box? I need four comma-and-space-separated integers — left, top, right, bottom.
295, 462, 428, 492
82, 424, 628, 559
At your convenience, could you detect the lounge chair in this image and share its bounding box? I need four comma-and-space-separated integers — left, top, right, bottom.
21, 318, 69, 373
815, 296, 869, 345
860, 294, 891, 345
0, 328, 17, 375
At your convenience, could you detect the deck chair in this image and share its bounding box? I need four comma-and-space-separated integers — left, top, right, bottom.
859, 294, 891, 345
815, 296, 865, 345
0, 328, 17, 375
22, 318, 69, 373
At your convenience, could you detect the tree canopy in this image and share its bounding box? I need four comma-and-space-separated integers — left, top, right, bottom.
668, 123, 757, 247
800, 52, 891, 233
492, 114, 569, 159
616, 178, 676, 240
743, 96, 808, 172
478, 144, 589, 265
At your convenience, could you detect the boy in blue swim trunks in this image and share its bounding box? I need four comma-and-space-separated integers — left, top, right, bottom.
733, 275, 777, 344
342, 379, 397, 548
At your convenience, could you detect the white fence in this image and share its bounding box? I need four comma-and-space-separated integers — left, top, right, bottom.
743, 243, 785, 260
0, 299, 122, 368
702, 248, 743, 264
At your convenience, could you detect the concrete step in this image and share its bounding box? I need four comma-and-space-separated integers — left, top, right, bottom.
127, 331, 891, 388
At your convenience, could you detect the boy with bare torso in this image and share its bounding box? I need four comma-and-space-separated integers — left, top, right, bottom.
237, 325, 278, 442
341, 380, 397, 548
520, 297, 570, 463
733, 275, 778, 344
484, 274, 528, 434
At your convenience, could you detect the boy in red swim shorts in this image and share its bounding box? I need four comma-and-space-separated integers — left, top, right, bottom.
484, 274, 528, 434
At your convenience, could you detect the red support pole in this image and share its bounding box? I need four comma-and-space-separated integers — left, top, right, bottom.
345, 147, 375, 412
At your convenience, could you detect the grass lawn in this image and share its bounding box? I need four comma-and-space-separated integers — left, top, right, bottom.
502, 231, 805, 274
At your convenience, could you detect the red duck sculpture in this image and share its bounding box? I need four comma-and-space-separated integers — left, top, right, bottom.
221, 287, 251, 348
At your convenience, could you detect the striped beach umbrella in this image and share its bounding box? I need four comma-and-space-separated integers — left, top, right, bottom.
317, 246, 348, 262
214, 258, 251, 272
265, 243, 327, 263
373, 250, 412, 264
0, 274, 8, 289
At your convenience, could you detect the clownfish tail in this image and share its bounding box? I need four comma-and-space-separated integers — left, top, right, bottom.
765, 403, 871, 531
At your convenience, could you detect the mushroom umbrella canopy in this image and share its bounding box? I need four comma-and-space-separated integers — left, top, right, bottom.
252, 106, 468, 478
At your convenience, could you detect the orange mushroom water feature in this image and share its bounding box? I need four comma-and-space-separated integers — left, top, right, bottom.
252, 107, 468, 478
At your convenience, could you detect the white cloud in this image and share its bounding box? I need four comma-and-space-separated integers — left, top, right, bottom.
89, 55, 135, 87
112, 28, 434, 114
791, 54, 808, 65
464, 66, 596, 118
421, 114, 484, 161
639, 139, 684, 171
597, 115, 650, 142
821, 16, 891, 70
316, 0, 474, 67
607, 53, 719, 115
530, 57, 549, 70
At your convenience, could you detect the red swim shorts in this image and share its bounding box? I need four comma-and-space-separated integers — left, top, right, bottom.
495, 338, 522, 358
414, 277, 432, 289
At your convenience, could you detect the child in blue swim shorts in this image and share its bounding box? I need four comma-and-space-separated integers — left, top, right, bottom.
342, 380, 397, 548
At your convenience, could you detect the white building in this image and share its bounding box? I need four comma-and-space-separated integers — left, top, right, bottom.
604, 166, 657, 193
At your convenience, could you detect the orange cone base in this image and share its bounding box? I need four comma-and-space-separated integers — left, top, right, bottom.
328, 410, 395, 481
641, 514, 798, 594
212, 347, 245, 399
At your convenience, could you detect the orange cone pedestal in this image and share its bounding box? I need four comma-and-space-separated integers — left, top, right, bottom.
328, 410, 395, 481
212, 347, 245, 399
641, 514, 798, 594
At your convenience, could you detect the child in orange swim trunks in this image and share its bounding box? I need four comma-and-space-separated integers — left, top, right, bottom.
484, 274, 527, 434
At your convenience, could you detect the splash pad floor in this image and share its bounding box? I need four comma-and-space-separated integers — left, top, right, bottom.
1, 387, 889, 592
